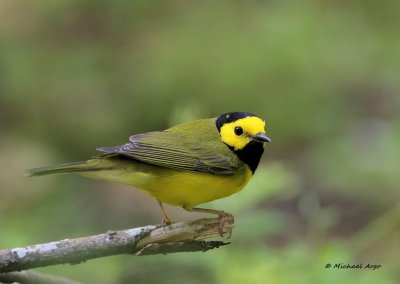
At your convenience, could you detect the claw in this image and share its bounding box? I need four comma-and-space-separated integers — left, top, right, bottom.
217, 211, 227, 237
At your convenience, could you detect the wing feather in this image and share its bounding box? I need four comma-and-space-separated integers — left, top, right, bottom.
97, 128, 241, 175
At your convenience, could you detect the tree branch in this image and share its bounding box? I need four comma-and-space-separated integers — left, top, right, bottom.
0, 216, 234, 274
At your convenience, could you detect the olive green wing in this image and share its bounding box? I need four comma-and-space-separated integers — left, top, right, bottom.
96, 130, 241, 175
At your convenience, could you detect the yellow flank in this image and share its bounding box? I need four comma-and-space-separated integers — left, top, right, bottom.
220, 116, 266, 150
81, 158, 253, 210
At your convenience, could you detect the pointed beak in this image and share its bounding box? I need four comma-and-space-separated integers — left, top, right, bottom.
252, 133, 271, 143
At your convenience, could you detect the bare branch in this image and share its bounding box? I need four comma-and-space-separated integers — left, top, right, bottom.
0, 216, 234, 273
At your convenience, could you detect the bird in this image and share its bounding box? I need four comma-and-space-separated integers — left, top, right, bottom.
27, 112, 271, 230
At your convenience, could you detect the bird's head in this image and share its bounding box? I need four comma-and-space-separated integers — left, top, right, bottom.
216, 112, 271, 151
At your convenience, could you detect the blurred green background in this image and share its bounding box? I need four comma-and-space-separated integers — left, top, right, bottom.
1, 1, 399, 283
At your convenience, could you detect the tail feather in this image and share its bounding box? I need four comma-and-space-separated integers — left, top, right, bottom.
26, 160, 104, 177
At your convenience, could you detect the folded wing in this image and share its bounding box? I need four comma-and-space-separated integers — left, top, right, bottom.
97, 131, 241, 175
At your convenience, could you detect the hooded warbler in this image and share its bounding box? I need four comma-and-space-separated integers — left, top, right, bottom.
28, 112, 270, 226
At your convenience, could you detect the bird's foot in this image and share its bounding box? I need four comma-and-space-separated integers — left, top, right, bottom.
186, 207, 234, 237
161, 216, 173, 232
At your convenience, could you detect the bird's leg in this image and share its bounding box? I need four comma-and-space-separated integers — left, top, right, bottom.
157, 201, 173, 230
186, 207, 233, 237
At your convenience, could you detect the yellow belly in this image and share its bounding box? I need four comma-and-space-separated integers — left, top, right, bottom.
141, 168, 252, 209
81, 160, 252, 210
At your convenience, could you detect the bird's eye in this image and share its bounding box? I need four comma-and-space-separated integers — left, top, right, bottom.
234, 126, 243, 136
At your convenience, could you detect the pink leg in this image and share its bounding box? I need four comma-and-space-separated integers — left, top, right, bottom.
157, 201, 173, 228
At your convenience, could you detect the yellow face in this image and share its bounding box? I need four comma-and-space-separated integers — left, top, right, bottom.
219, 116, 267, 150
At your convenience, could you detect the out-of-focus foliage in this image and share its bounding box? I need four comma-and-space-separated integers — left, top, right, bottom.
1, 1, 399, 283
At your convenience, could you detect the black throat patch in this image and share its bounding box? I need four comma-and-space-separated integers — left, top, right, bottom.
229, 141, 264, 174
